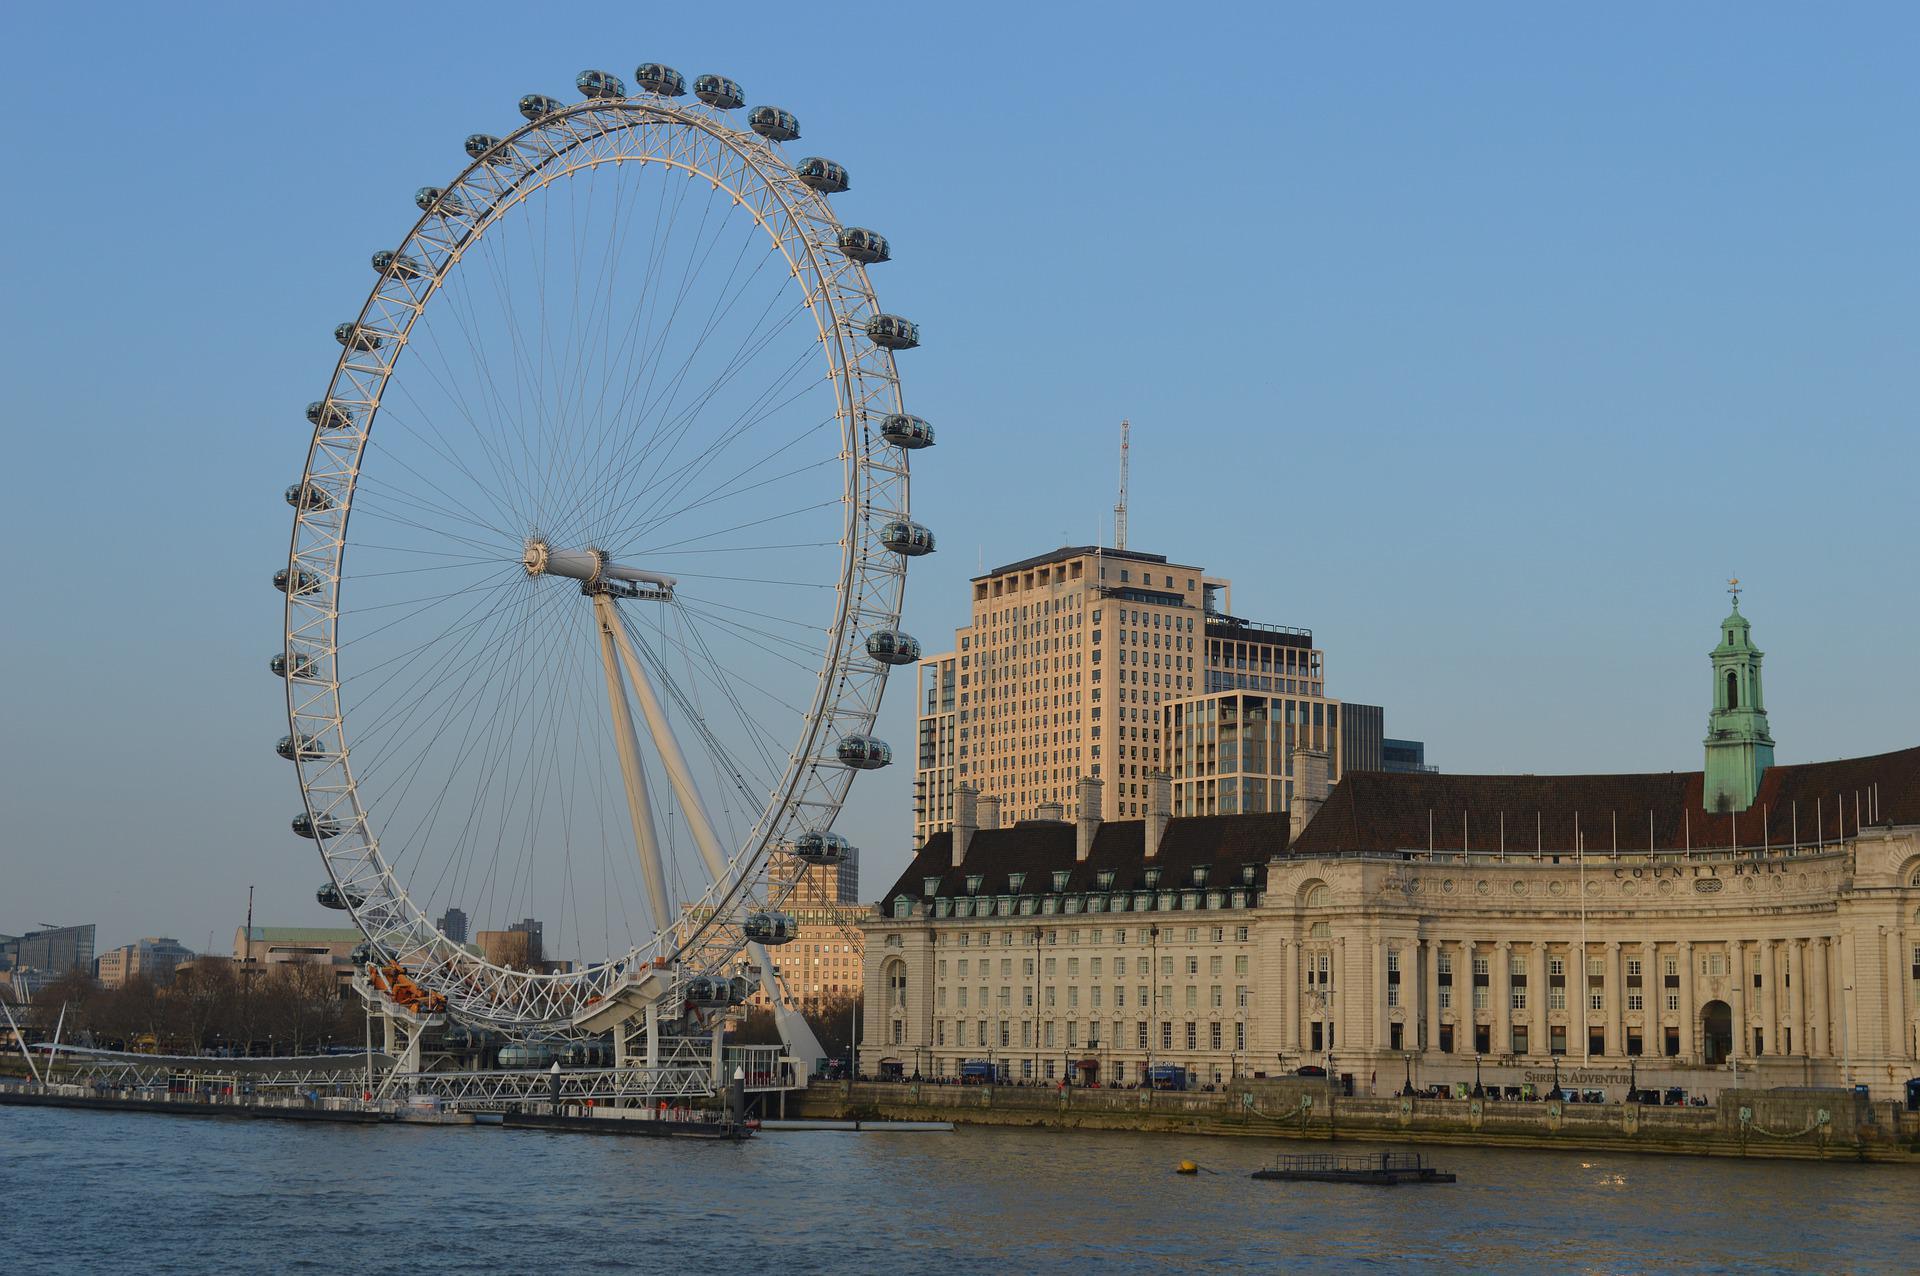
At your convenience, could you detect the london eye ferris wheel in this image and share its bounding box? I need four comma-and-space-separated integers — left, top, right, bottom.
275, 63, 933, 1044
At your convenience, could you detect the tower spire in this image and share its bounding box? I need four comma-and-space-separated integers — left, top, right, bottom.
1703, 582, 1774, 813
1113, 419, 1129, 551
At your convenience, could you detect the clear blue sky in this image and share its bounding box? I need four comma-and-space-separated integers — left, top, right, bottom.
3, 3, 1915, 956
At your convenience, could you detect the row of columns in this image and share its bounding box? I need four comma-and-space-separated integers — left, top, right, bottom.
1279, 933, 1865, 1063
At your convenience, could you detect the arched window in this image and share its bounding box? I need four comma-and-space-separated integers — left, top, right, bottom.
1305, 884, 1330, 908
1726, 670, 1739, 710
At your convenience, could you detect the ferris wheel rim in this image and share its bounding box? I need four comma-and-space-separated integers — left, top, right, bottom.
280, 85, 913, 1036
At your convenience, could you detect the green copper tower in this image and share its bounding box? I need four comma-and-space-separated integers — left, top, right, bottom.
1703, 580, 1774, 813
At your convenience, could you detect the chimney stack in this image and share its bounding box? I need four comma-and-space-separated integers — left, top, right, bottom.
1290, 745, 1330, 843
1145, 771, 1172, 858
1035, 801, 1065, 823
1076, 775, 1104, 862
978, 793, 1002, 831
953, 784, 979, 868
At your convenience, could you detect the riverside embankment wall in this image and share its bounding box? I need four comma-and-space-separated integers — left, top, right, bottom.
792, 1080, 1920, 1163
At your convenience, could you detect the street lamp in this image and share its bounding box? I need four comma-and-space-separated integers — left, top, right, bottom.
1401, 1052, 1415, 1097
1473, 1053, 1484, 1098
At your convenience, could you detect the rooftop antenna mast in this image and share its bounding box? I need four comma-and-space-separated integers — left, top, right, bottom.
1114, 419, 1130, 551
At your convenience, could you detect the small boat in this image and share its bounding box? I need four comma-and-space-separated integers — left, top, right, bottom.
1252, 1152, 1455, 1186
500, 1109, 751, 1140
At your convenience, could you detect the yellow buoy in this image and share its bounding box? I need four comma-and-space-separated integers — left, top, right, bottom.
1176, 1160, 1198, 1175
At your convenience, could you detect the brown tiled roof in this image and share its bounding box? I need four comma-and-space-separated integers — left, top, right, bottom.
1289, 745, 1920, 857
878, 812, 1291, 905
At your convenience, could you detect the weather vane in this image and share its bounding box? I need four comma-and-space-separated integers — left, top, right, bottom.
1728, 576, 1741, 606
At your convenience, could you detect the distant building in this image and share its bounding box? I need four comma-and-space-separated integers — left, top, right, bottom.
1382, 738, 1434, 774
752, 857, 864, 1010
437, 908, 469, 943
478, 928, 542, 970
233, 925, 362, 995
1340, 703, 1385, 775
0, 924, 96, 979
913, 544, 1354, 841
95, 937, 195, 989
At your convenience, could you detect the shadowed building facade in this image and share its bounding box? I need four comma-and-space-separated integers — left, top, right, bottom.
863, 596, 1920, 1099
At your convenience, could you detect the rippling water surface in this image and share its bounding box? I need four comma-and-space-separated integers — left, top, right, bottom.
1, 1108, 1914, 1273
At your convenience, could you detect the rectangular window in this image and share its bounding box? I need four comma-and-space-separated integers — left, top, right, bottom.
1549, 987, 1566, 1010
1235, 1022, 1246, 1050
1665, 992, 1679, 1012
1473, 987, 1489, 1010
1209, 1023, 1222, 1050
1589, 989, 1604, 1011
1161, 1022, 1172, 1050
1387, 985, 1400, 1008
1473, 956, 1490, 978
1588, 958, 1605, 978
1236, 985, 1249, 1008
1627, 991, 1644, 1011
1438, 987, 1452, 1010
1137, 1022, 1148, 1048
1549, 957, 1564, 977
1185, 986, 1197, 1010
1185, 1023, 1197, 1049
1509, 987, 1525, 1010
1234, 955, 1248, 976
1044, 1022, 1054, 1047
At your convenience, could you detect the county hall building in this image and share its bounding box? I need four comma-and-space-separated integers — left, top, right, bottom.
860, 591, 1920, 1100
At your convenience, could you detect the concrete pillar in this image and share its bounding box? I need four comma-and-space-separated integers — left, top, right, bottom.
1335, 936, 1349, 1055
1284, 939, 1301, 1053
1787, 938, 1805, 1058
1494, 941, 1512, 1056
1461, 939, 1477, 1052
1606, 941, 1623, 1058
1763, 939, 1781, 1056
1377, 939, 1392, 1050
1838, 932, 1858, 1079
1425, 938, 1443, 1055
1677, 940, 1695, 1062
1731, 939, 1748, 1062
1888, 926, 1911, 1062
1529, 940, 1549, 1057
1810, 937, 1830, 1057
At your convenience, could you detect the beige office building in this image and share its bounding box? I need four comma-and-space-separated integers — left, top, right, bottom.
913, 545, 1347, 844
864, 597, 1920, 1100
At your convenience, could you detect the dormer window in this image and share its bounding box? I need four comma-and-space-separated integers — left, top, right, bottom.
1191, 866, 1209, 887
892, 896, 911, 918
1095, 870, 1116, 890
1051, 869, 1071, 892
1143, 868, 1162, 889
923, 876, 941, 897
1007, 872, 1026, 894
965, 874, 983, 895
1240, 865, 1256, 885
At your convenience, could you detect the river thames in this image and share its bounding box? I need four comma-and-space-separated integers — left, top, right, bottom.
1, 1108, 1913, 1273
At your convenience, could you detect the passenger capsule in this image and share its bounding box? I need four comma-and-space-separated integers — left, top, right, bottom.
285, 482, 333, 512
334, 322, 383, 352
795, 157, 849, 194
415, 186, 471, 217
371, 250, 423, 280
864, 629, 922, 665
878, 520, 935, 557
270, 652, 319, 681
864, 314, 919, 350
306, 400, 352, 431
519, 92, 564, 121
291, 812, 342, 840
693, 74, 744, 109
879, 414, 934, 450
743, 912, 798, 945
316, 881, 366, 910
576, 68, 627, 100
792, 830, 852, 864
465, 133, 512, 164
727, 976, 752, 1005
276, 733, 326, 762
274, 567, 322, 596
634, 64, 686, 96
836, 734, 892, 770
748, 106, 800, 142
838, 227, 890, 264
